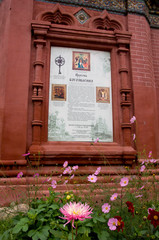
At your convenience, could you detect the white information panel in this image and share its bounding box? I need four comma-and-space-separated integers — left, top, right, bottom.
48, 46, 113, 142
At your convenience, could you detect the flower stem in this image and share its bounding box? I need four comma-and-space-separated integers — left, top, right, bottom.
72, 224, 74, 240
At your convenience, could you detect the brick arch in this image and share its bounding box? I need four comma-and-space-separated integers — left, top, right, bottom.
36, 4, 76, 26
89, 10, 124, 31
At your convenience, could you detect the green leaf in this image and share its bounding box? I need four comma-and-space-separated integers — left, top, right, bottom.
28, 229, 37, 237
75, 234, 91, 240
49, 204, 59, 210
97, 230, 110, 240
22, 224, 28, 232
95, 216, 106, 222
77, 226, 91, 235
155, 231, 159, 238
50, 229, 63, 238
12, 217, 29, 234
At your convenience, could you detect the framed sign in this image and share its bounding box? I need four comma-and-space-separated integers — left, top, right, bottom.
48, 46, 113, 142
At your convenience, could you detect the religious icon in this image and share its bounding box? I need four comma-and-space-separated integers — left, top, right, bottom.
96, 87, 110, 103
51, 84, 66, 101
55, 55, 65, 74
72, 51, 90, 71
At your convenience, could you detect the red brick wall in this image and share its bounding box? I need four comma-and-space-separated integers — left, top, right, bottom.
0, 0, 33, 159
128, 14, 159, 157
151, 29, 159, 156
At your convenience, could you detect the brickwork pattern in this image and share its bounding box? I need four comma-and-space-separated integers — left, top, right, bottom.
151, 29, 159, 89
128, 14, 155, 88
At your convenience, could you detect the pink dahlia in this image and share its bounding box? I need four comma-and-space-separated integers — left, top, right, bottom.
59, 202, 93, 228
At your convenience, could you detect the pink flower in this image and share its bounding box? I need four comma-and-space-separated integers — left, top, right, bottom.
94, 137, 99, 143
133, 134, 136, 141
130, 116, 136, 124
150, 159, 157, 163
108, 218, 118, 230
140, 185, 144, 190
59, 202, 93, 228
87, 174, 97, 183
63, 166, 72, 175
17, 172, 23, 178
94, 167, 101, 176
64, 180, 68, 185
140, 165, 146, 172
110, 193, 118, 201
120, 177, 129, 187
51, 180, 57, 189
148, 151, 152, 158
135, 195, 143, 198
70, 174, 74, 179
102, 203, 111, 213
63, 161, 68, 168
72, 165, 78, 171
47, 177, 52, 182
33, 173, 39, 178
22, 152, 30, 157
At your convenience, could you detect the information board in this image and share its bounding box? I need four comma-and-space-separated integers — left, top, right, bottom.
48, 47, 113, 142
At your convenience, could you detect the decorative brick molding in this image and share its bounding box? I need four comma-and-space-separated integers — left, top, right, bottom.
29, 4, 136, 165
35, 0, 159, 28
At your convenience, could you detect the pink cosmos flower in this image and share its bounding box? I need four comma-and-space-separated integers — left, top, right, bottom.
87, 174, 97, 183
140, 165, 146, 172
22, 152, 30, 157
59, 202, 93, 228
63, 161, 68, 168
110, 193, 118, 201
108, 218, 118, 230
133, 134, 136, 141
148, 151, 152, 158
47, 177, 52, 182
51, 180, 57, 189
70, 174, 74, 179
102, 203, 111, 213
17, 172, 23, 178
150, 159, 157, 163
64, 180, 68, 185
72, 165, 78, 171
63, 166, 72, 175
33, 173, 39, 178
120, 177, 129, 187
94, 167, 101, 176
94, 137, 99, 143
130, 116, 136, 124
140, 185, 144, 190
135, 195, 143, 198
